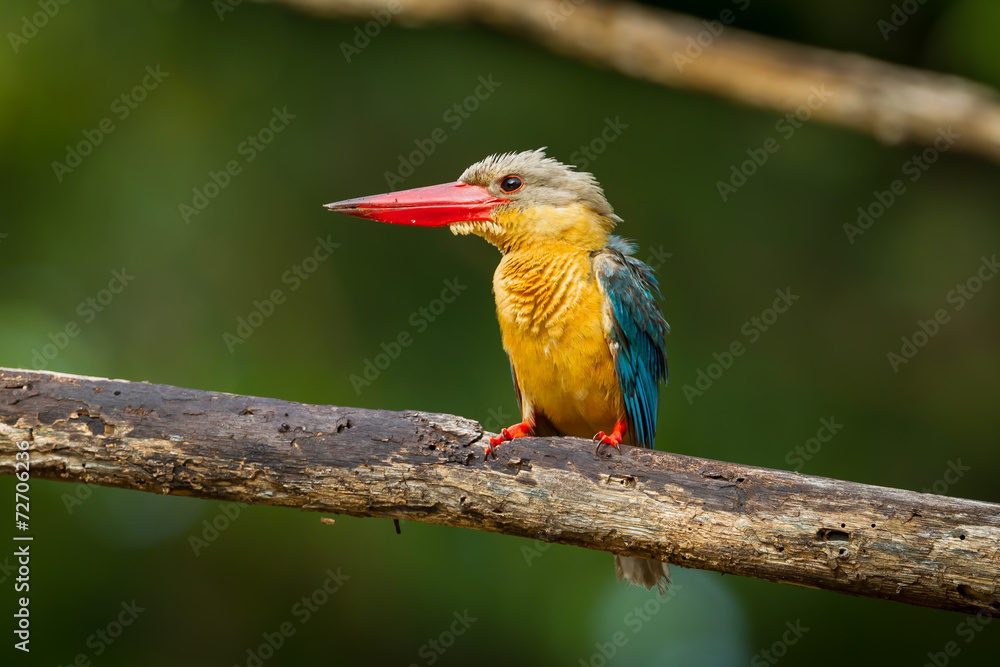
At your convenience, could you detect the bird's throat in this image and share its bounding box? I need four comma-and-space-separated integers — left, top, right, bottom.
452, 203, 615, 255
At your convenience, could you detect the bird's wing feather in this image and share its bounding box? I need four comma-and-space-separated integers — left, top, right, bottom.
507, 357, 523, 416
593, 236, 670, 448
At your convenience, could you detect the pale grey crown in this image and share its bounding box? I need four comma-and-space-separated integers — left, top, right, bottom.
459, 148, 620, 221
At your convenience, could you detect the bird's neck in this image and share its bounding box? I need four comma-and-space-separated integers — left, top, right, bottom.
483, 203, 615, 255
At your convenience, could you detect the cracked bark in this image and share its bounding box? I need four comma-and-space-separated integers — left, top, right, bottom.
1, 368, 998, 616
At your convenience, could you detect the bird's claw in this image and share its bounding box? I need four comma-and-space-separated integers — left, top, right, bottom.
484, 429, 512, 460
593, 431, 622, 456
484, 422, 534, 461
593, 419, 628, 456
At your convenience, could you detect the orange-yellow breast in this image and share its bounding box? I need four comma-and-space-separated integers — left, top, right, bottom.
493, 241, 624, 441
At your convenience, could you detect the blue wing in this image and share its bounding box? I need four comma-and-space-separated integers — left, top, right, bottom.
594, 236, 670, 448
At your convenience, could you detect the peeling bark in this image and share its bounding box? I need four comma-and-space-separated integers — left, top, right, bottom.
1, 368, 998, 616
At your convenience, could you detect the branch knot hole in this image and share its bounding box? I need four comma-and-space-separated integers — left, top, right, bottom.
70, 409, 112, 437
606, 474, 638, 488
816, 528, 851, 542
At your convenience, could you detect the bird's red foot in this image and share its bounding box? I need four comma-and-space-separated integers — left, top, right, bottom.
485, 421, 533, 460
594, 419, 628, 455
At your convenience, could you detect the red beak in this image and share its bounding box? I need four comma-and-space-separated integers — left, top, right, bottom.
324, 181, 508, 227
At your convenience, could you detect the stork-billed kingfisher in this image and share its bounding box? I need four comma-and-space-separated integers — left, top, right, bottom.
326, 149, 671, 593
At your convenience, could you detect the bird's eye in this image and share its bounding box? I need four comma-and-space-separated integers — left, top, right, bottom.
500, 175, 523, 193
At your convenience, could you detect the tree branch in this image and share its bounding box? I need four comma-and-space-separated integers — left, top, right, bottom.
273, 0, 1000, 165
1, 368, 997, 615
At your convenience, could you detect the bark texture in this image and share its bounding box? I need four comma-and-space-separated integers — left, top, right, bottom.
1, 368, 998, 616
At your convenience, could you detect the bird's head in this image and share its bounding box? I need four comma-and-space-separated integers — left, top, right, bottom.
325, 149, 619, 253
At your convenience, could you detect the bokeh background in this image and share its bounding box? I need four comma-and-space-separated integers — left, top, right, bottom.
1, 0, 999, 665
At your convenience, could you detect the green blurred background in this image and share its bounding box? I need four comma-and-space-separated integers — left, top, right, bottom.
1, 0, 998, 664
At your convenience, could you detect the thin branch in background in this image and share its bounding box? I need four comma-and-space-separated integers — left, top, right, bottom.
272, 0, 1000, 165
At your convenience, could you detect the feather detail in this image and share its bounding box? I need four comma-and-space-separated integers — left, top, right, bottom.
593, 236, 670, 449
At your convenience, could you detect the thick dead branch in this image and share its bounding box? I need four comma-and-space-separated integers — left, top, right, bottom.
0, 368, 998, 616
273, 0, 1000, 164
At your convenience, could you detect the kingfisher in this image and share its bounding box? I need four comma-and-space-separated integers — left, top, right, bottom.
326, 149, 671, 593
